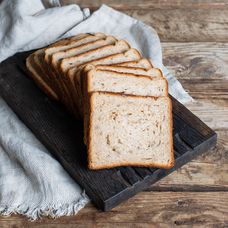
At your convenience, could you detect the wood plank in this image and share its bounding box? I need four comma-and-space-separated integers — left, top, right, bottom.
162, 42, 228, 81
1, 192, 227, 227
162, 42, 228, 130
186, 101, 228, 131
62, 1, 228, 42
151, 130, 228, 190
62, 0, 228, 10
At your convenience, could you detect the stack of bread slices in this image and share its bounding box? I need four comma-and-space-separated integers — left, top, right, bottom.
26, 32, 174, 170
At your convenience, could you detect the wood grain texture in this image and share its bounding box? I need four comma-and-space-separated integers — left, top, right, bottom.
62, 0, 228, 10
1, 192, 227, 227
162, 42, 228, 131
62, 1, 228, 42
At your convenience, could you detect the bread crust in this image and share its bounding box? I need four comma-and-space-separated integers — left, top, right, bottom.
26, 54, 58, 100
44, 34, 93, 62
114, 58, 153, 69
88, 92, 174, 170
59, 40, 131, 73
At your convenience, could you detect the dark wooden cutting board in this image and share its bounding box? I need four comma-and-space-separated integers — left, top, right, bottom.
0, 51, 217, 211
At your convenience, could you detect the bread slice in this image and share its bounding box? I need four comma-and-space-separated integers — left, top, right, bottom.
57, 40, 130, 115
82, 68, 168, 144
83, 69, 167, 97
114, 58, 153, 69
26, 53, 58, 100
93, 65, 162, 78
87, 92, 174, 170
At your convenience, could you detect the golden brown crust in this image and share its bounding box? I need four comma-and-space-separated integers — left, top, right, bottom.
113, 59, 153, 69
75, 48, 141, 68
88, 92, 174, 170
168, 96, 175, 168
26, 54, 58, 100
44, 34, 92, 62
59, 40, 131, 72
95, 65, 160, 76
93, 69, 162, 80
89, 162, 173, 170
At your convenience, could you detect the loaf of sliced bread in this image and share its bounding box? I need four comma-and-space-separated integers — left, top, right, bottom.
87, 92, 174, 169
26, 33, 174, 171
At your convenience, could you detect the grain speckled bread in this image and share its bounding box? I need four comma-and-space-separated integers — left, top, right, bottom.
82, 67, 168, 145
60, 40, 131, 74
87, 92, 174, 170
26, 32, 174, 170
83, 68, 167, 97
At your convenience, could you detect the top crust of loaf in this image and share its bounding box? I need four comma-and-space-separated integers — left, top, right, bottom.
88, 92, 174, 170
67, 48, 142, 81
26, 54, 59, 100
115, 58, 153, 69
51, 36, 117, 68
91, 65, 163, 78
44, 33, 107, 64
60, 40, 131, 71
45, 33, 105, 54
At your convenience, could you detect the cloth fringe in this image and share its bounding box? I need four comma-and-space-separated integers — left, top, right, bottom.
0, 192, 89, 220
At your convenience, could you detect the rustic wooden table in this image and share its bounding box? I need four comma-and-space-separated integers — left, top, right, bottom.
1, 0, 228, 227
